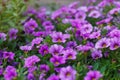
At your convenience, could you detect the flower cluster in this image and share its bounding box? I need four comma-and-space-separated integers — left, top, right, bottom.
1, 0, 120, 80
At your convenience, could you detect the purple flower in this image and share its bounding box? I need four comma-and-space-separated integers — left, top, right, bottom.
20, 45, 32, 53
89, 31, 101, 39
49, 44, 64, 56
80, 23, 93, 34
50, 32, 70, 43
4, 66, 17, 80
24, 18, 38, 34
27, 73, 35, 80
0, 32, 7, 41
50, 56, 66, 66
31, 37, 43, 46
40, 64, 50, 73
108, 29, 120, 38
75, 11, 86, 20
0, 67, 3, 75
95, 38, 110, 49
28, 66, 37, 73
109, 38, 120, 50
38, 44, 49, 56
91, 49, 103, 60
109, 8, 120, 15
42, 21, 54, 31
84, 70, 103, 80
88, 10, 101, 18
62, 48, 77, 60
47, 74, 59, 80
68, 1, 79, 9
59, 66, 76, 80
8, 28, 18, 40
66, 41, 77, 48
24, 55, 40, 68
3, 51, 15, 60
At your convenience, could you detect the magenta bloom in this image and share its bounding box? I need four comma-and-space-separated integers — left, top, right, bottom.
40, 64, 50, 73
47, 74, 59, 80
108, 29, 120, 38
42, 21, 54, 31
88, 10, 101, 18
20, 45, 32, 52
109, 8, 120, 15
75, 11, 86, 20
109, 38, 120, 50
95, 38, 110, 49
27, 73, 35, 80
8, 28, 18, 40
59, 66, 76, 80
84, 70, 103, 80
66, 41, 77, 48
0, 32, 7, 41
38, 44, 49, 56
31, 37, 43, 46
62, 48, 77, 60
50, 32, 70, 43
50, 56, 66, 66
89, 31, 101, 39
24, 55, 40, 68
4, 66, 17, 80
24, 18, 38, 34
3, 51, 15, 60
49, 44, 64, 56
91, 49, 103, 60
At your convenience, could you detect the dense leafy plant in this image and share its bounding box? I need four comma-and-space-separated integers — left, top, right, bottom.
1, 0, 120, 80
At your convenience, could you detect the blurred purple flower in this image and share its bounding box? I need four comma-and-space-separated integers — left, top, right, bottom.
40, 64, 50, 73
84, 70, 103, 80
20, 45, 32, 53
50, 56, 66, 66
88, 10, 101, 18
49, 44, 64, 56
3, 51, 15, 60
31, 37, 43, 46
95, 38, 110, 49
24, 55, 40, 68
110, 37, 120, 50
59, 66, 76, 80
47, 74, 59, 80
38, 44, 49, 56
0, 32, 7, 41
91, 49, 103, 60
4, 66, 17, 80
8, 28, 18, 40
50, 32, 70, 43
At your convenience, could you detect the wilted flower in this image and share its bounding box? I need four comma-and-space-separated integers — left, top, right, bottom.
84, 70, 103, 80
24, 55, 40, 68
4, 66, 17, 80
8, 28, 18, 40
95, 38, 110, 49
59, 66, 76, 80
49, 44, 64, 56
50, 32, 70, 43
50, 56, 66, 66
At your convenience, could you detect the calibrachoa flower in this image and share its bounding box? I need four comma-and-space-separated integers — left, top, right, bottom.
20, 45, 32, 53
0, 32, 6, 41
49, 44, 64, 56
4, 66, 17, 80
95, 38, 110, 49
27, 73, 35, 80
66, 41, 77, 48
62, 48, 77, 60
91, 49, 103, 59
75, 11, 86, 20
31, 37, 43, 46
0, 67, 3, 76
84, 70, 103, 80
24, 18, 38, 34
3, 51, 15, 60
38, 44, 49, 56
24, 55, 40, 68
47, 74, 59, 80
50, 56, 66, 66
42, 21, 54, 31
59, 66, 76, 80
88, 10, 101, 18
8, 28, 18, 40
40, 64, 50, 73
50, 32, 70, 43
109, 37, 120, 50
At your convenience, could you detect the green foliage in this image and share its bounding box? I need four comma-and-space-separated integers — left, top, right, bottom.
0, 0, 27, 32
